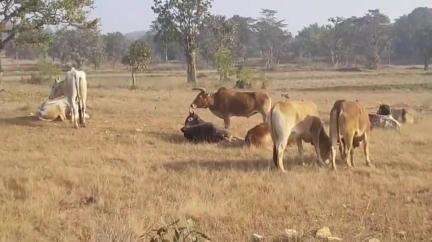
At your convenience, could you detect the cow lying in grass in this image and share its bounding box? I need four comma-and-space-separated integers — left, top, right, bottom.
37, 97, 70, 121
377, 104, 415, 124
36, 97, 89, 122
180, 111, 230, 143
368, 113, 401, 130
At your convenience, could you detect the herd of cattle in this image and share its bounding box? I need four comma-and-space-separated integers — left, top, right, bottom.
36, 68, 416, 171
182, 87, 415, 171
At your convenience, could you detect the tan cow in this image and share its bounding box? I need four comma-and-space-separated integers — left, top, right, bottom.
270, 101, 331, 172
329, 100, 372, 170
190, 87, 271, 129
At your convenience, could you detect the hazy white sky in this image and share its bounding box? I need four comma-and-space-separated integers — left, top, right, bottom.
93, 0, 431, 34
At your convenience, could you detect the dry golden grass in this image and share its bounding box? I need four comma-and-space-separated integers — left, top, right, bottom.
0, 67, 431, 241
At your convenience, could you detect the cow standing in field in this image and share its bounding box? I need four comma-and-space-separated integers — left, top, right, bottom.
270, 101, 331, 172
50, 68, 87, 128
190, 87, 271, 129
329, 100, 372, 170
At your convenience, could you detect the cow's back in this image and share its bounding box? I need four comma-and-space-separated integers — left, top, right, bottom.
336, 101, 370, 138
213, 88, 270, 116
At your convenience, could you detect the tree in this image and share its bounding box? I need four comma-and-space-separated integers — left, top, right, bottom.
152, 0, 212, 83
0, 0, 97, 73
103, 32, 129, 68
393, 7, 432, 70
122, 40, 152, 87
214, 47, 234, 82
229, 15, 257, 63
49, 29, 104, 68
198, 15, 237, 65
151, 20, 178, 62
254, 9, 291, 70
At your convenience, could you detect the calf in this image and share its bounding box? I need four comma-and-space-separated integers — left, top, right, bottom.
330, 100, 372, 170
270, 101, 331, 172
180, 112, 230, 143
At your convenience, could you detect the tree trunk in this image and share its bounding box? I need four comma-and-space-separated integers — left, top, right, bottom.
424, 54, 430, 71
185, 48, 197, 83
164, 42, 168, 62
131, 70, 136, 87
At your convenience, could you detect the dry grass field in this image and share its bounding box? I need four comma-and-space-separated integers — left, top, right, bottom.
0, 64, 431, 241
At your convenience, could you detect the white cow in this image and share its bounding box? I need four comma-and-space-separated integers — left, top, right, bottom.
60, 68, 87, 128
37, 97, 70, 121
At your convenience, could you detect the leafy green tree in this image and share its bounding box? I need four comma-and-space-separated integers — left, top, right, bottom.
152, 0, 212, 83
122, 40, 152, 87
103, 32, 129, 68
214, 48, 234, 82
0, 0, 97, 73
151, 20, 179, 62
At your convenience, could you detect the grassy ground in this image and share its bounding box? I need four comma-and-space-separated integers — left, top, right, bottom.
0, 66, 431, 241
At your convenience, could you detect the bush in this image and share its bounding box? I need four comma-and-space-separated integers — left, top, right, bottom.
235, 66, 253, 89
214, 48, 234, 82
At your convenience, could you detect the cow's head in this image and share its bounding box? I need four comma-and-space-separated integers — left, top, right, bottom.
183, 110, 204, 127
49, 78, 64, 99
190, 88, 214, 109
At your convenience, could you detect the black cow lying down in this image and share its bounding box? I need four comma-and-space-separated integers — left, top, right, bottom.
180, 111, 230, 143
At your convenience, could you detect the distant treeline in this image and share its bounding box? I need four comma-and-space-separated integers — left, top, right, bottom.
4, 7, 432, 70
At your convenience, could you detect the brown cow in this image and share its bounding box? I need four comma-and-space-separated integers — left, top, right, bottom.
270, 101, 331, 172
245, 123, 272, 148
329, 100, 372, 170
190, 87, 271, 129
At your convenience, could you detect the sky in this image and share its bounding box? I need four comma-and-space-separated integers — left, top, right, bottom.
93, 0, 431, 35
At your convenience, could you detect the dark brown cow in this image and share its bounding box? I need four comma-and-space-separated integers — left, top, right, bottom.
190, 87, 271, 129
180, 111, 230, 143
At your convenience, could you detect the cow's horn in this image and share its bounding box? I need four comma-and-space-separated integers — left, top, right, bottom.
189, 107, 194, 114
192, 87, 207, 93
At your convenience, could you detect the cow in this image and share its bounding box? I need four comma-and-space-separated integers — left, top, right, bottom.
245, 123, 272, 148
329, 100, 372, 171
180, 111, 230, 143
368, 113, 401, 130
270, 101, 331, 172
377, 104, 415, 124
49, 77, 64, 99
190, 87, 271, 129
50, 68, 88, 128
36, 97, 70, 121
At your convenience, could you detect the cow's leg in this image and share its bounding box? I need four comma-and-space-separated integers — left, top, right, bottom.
296, 138, 305, 165
223, 116, 230, 129
350, 148, 355, 167
344, 133, 354, 169
331, 146, 338, 171
69, 96, 79, 128
273, 133, 289, 172
363, 133, 372, 167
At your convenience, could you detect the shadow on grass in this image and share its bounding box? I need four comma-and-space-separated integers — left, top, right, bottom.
0, 116, 44, 127
163, 159, 272, 172
162, 154, 323, 172
147, 131, 187, 144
